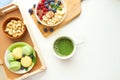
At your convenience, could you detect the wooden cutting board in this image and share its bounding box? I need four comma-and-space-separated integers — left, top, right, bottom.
30, 0, 82, 37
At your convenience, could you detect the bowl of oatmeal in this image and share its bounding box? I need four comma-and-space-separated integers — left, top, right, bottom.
35, 0, 66, 27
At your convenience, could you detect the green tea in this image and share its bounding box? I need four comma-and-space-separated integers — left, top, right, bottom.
54, 37, 74, 56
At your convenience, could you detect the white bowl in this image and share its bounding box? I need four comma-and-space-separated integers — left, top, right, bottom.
35, 0, 67, 27
4, 42, 36, 74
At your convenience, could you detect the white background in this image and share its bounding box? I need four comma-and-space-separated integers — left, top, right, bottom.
17, 0, 120, 80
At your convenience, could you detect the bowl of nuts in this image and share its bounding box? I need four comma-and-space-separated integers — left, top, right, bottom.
35, 0, 66, 27
2, 17, 26, 39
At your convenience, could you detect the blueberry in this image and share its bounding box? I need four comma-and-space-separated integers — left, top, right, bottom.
22, 54, 25, 57
52, 8, 56, 13
51, 0, 55, 2
33, 4, 36, 8
50, 2, 54, 7
56, 4, 59, 7
49, 28, 54, 32
43, 28, 48, 32
28, 8, 33, 15
47, 0, 51, 3
44, 1, 48, 4
29, 54, 34, 59
57, 0, 61, 5
20, 66, 25, 70
45, 4, 49, 8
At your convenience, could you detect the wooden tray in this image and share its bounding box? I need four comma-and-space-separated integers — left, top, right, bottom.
30, 0, 81, 37
0, 4, 46, 80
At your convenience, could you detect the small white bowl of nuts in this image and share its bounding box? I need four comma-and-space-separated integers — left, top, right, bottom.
2, 17, 26, 39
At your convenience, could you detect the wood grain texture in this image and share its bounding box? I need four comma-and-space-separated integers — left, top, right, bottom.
0, 4, 45, 80
31, 0, 81, 37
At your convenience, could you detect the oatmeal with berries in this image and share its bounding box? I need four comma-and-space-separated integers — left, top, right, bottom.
36, 0, 66, 26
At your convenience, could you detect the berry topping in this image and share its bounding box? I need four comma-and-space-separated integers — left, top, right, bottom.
52, 8, 56, 13
50, 2, 55, 7
43, 7, 47, 12
36, 0, 65, 26
42, 13, 45, 16
45, 3, 49, 8
57, 0, 61, 5
51, 0, 55, 2
20, 66, 25, 70
37, 12, 39, 15
37, 6, 40, 10
41, 3, 44, 6
40, 16, 43, 20
47, 0, 52, 3
42, 0, 45, 3
29, 54, 34, 59
45, 1, 48, 4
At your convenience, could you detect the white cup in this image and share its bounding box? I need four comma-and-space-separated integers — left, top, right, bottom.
53, 36, 77, 60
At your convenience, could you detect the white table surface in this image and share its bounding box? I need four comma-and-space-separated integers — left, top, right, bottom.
16, 0, 120, 80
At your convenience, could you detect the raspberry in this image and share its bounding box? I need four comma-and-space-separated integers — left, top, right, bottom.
41, 6, 44, 10
38, 4, 41, 7
42, 0, 45, 3
37, 7, 39, 10
40, 16, 43, 20
45, 3, 49, 8
41, 3, 44, 6
37, 12, 39, 15
43, 7, 46, 12
42, 13, 45, 16
45, 8, 48, 12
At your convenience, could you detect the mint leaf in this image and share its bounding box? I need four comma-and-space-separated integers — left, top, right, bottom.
57, 6, 62, 11
32, 56, 37, 63
25, 67, 28, 71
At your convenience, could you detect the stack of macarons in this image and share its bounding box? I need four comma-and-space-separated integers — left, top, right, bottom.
6, 42, 36, 72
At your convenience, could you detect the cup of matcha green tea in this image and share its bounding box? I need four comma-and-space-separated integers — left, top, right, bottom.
53, 36, 76, 60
